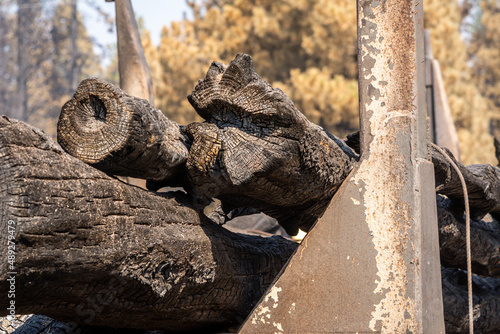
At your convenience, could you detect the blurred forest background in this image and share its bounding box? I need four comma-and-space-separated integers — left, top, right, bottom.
0, 0, 499, 165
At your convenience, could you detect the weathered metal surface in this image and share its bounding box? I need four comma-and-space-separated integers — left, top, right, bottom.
238, 0, 444, 333
419, 161, 445, 332
425, 30, 436, 142
238, 169, 379, 333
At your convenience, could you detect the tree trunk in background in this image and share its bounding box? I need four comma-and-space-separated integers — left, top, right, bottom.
14, 0, 30, 122
68, 0, 79, 94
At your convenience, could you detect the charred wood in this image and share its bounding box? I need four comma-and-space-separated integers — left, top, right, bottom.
442, 267, 500, 334
0, 116, 296, 332
431, 145, 500, 221
2, 116, 500, 332
186, 55, 357, 236
437, 196, 500, 277
57, 55, 358, 236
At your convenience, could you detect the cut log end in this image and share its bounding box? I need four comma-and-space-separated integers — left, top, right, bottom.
58, 78, 190, 183
57, 78, 132, 164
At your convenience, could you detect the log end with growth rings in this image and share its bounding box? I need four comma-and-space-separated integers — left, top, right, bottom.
57, 78, 132, 164
58, 77, 189, 182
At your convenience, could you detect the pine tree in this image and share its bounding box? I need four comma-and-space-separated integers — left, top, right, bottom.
152, 0, 359, 134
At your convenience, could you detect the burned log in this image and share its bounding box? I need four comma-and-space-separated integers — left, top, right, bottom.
5, 53, 500, 332
3, 116, 500, 332
442, 267, 500, 334
0, 116, 296, 332
437, 196, 500, 277
58, 55, 500, 276
431, 145, 500, 221
58, 55, 358, 236
57, 78, 189, 185
185, 54, 358, 236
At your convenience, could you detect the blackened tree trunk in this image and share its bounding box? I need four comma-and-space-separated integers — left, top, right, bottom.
0, 116, 296, 332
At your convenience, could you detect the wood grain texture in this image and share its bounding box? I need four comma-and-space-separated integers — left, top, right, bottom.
437, 195, 500, 277
186, 54, 358, 235
432, 145, 500, 221
0, 116, 296, 332
57, 78, 189, 183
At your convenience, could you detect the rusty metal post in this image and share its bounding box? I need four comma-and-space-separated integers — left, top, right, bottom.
424, 29, 461, 160
238, 1, 445, 333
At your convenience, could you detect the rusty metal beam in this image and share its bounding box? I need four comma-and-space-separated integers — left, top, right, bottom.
238, 1, 445, 333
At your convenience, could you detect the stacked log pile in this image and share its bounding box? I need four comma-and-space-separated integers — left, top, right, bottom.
1, 54, 499, 333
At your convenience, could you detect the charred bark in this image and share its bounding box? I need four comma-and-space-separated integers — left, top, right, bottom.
3, 117, 500, 332
442, 267, 500, 334
431, 145, 500, 221
0, 116, 296, 332
185, 54, 357, 236
58, 55, 358, 236
6, 53, 500, 332
437, 196, 500, 277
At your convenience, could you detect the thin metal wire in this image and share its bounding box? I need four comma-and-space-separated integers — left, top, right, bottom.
432, 143, 473, 333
